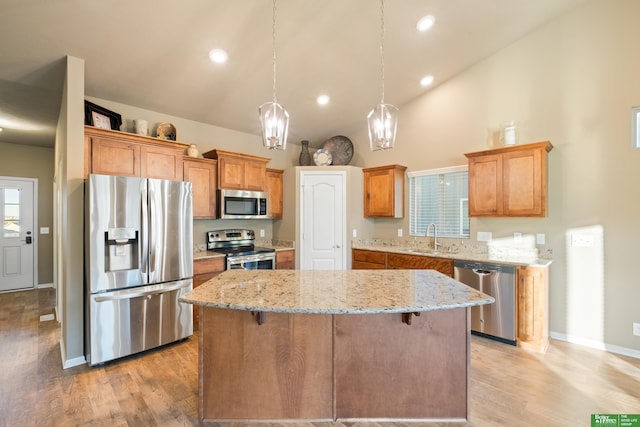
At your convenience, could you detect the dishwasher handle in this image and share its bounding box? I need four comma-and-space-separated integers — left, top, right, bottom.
454, 260, 516, 275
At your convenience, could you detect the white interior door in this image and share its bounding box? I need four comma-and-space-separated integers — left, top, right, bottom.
300, 171, 345, 270
0, 178, 35, 291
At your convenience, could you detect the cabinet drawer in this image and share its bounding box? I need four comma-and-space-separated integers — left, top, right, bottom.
387, 253, 454, 277
194, 257, 226, 275
353, 249, 387, 265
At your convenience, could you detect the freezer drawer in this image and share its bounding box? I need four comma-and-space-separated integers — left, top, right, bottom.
87, 279, 193, 365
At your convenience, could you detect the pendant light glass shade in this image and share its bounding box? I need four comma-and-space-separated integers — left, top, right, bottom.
259, 101, 289, 150
367, 103, 398, 151
259, 0, 289, 150
368, 0, 398, 151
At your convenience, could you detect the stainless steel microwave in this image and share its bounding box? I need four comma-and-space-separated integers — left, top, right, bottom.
218, 189, 268, 219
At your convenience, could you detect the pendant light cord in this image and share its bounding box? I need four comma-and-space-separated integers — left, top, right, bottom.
379, 0, 386, 104
272, 0, 278, 104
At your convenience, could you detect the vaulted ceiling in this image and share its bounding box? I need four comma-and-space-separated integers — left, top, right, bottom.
0, 0, 587, 148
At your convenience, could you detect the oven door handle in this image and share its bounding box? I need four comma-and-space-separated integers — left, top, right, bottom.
227, 253, 276, 270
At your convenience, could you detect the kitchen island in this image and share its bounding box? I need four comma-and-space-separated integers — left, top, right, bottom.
180, 269, 494, 423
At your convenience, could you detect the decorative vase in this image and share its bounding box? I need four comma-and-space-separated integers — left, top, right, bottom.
187, 144, 199, 158
299, 140, 311, 166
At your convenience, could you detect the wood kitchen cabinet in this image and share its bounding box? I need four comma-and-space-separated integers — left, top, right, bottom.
276, 249, 294, 269
183, 157, 217, 219
193, 256, 226, 331
352, 249, 387, 269
265, 168, 284, 219
202, 149, 270, 191
516, 265, 549, 352
465, 141, 553, 217
85, 126, 187, 180
363, 164, 407, 218
387, 253, 454, 277
352, 248, 454, 277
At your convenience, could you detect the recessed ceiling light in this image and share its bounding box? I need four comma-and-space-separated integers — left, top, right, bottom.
416, 15, 435, 32
317, 95, 330, 105
420, 75, 434, 87
209, 49, 228, 64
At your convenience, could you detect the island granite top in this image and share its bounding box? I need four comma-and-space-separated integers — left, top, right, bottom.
180, 269, 494, 314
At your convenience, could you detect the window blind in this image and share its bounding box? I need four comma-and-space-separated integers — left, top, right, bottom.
409, 166, 469, 238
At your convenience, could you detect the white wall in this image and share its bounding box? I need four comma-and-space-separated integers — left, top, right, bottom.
56, 56, 86, 367
351, 0, 640, 354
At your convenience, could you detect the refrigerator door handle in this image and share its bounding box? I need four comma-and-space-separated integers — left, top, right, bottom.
140, 179, 149, 283
93, 281, 192, 302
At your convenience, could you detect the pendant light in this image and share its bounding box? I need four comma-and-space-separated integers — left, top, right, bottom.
367, 0, 398, 151
259, 0, 289, 150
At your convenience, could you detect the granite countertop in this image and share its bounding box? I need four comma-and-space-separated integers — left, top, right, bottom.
180, 269, 494, 314
353, 244, 553, 267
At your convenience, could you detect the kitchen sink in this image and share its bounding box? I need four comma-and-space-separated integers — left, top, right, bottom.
400, 248, 439, 255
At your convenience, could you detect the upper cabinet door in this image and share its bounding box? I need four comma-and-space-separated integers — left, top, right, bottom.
91, 137, 141, 177
140, 145, 184, 180
502, 147, 545, 216
466, 141, 552, 217
363, 164, 406, 218
265, 168, 283, 219
183, 158, 217, 219
468, 153, 502, 216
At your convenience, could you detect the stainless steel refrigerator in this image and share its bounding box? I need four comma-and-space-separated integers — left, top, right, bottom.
85, 174, 193, 365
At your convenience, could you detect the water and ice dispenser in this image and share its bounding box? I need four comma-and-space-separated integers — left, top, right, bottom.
104, 227, 138, 271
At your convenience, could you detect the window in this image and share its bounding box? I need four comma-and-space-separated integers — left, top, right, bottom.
3, 188, 20, 238
633, 106, 640, 149
408, 166, 469, 238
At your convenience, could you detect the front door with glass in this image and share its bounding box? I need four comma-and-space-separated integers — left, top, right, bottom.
0, 178, 35, 291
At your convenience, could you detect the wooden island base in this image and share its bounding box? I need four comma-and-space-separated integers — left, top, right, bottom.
199, 307, 470, 422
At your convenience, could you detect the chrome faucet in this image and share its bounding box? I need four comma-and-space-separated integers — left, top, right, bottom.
425, 223, 440, 251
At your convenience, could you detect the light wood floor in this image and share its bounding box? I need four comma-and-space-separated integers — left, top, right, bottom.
1, 288, 639, 426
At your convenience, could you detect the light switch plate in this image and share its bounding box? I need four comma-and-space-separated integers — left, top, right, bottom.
40, 227, 50, 235
536, 233, 546, 245
397, 228, 403, 237
513, 232, 522, 243
477, 231, 492, 242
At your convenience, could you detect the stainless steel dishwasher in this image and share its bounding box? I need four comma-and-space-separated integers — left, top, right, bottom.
454, 260, 516, 345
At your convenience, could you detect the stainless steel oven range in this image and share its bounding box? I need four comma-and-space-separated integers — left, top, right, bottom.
206, 229, 276, 270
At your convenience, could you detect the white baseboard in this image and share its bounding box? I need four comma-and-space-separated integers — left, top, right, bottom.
59, 337, 86, 369
37, 283, 54, 289
550, 331, 640, 360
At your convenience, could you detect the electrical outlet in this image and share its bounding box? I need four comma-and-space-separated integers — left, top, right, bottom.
352, 228, 357, 238
633, 323, 640, 336
259, 229, 265, 238
513, 232, 522, 243
397, 228, 403, 237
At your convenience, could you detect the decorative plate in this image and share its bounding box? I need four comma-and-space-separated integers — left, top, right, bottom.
156, 122, 177, 141
320, 135, 354, 165
313, 149, 333, 166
